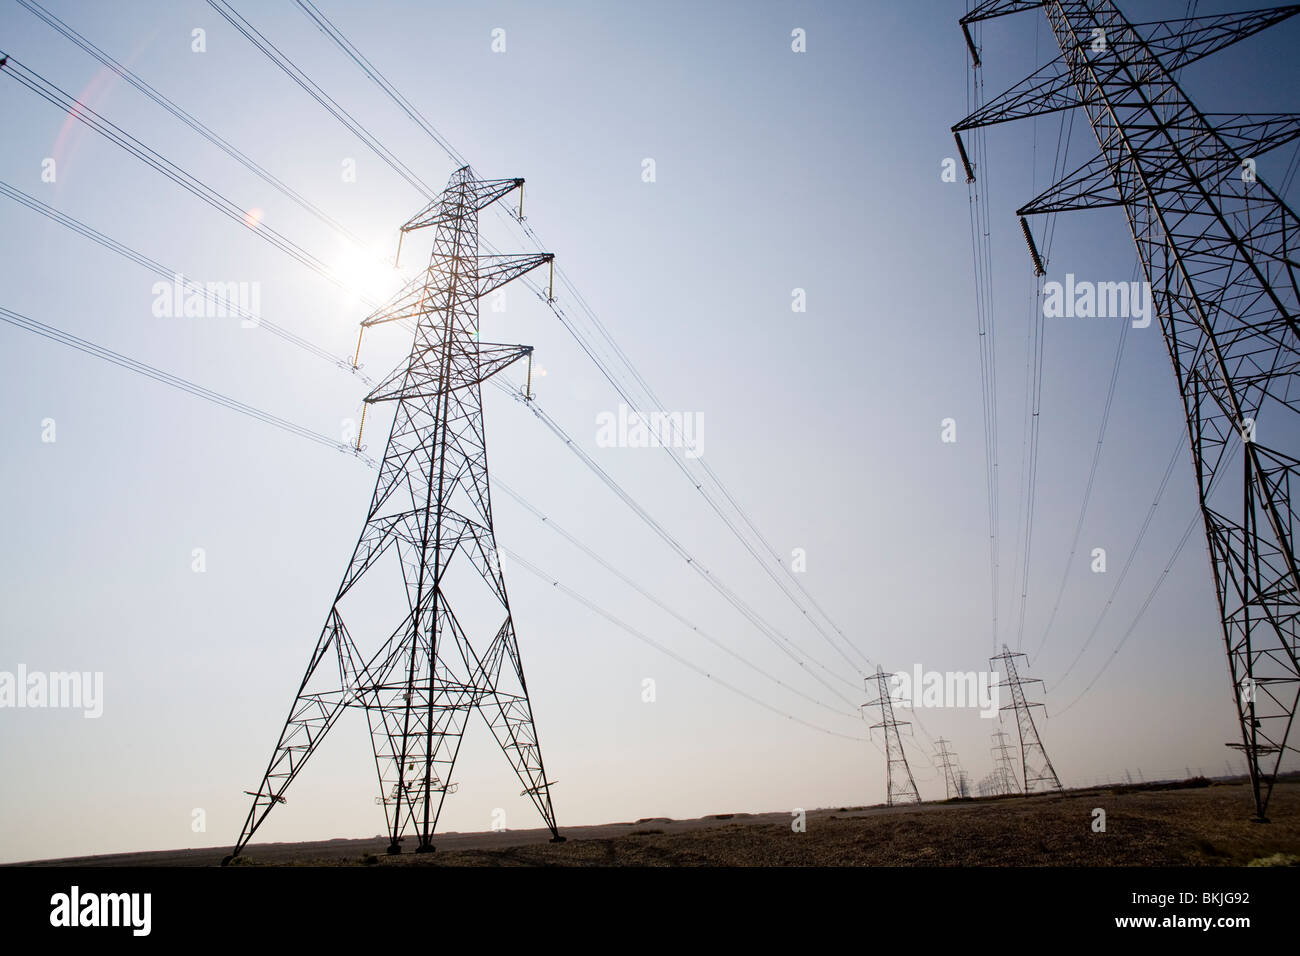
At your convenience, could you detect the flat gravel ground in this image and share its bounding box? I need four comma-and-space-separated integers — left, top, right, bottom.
13, 779, 1299, 867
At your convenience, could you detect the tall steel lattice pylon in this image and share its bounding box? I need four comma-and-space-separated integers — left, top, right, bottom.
991, 727, 1024, 795
934, 737, 965, 799
955, 1, 1300, 820
229, 167, 563, 860
992, 645, 1064, 793
864, 667, 922, 805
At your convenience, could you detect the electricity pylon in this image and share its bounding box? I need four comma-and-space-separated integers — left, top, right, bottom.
229, 167, 563, 860
864, 666, 922, 805
991, 727, 1023, 795
992, 645, 1064, 793
955, 0, 1300, 820
935, 737, 965, 799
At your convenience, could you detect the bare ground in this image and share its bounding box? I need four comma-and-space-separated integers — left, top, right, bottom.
13, 778, 1300, 867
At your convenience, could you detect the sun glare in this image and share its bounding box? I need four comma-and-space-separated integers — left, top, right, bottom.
334, 241, 402, 305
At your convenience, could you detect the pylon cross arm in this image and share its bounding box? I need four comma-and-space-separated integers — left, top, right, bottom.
402, 175, 523, 232
364, 344, 533, 403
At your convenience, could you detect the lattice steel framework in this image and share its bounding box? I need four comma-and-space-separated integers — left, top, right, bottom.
229, 167, 562, 859
991, 727, 1024, 795
992, 645, 1064, 793
865, 666, 922, 805
956, 0, 1300, 820
935, 737, 965, 799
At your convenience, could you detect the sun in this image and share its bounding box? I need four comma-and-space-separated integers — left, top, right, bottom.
333, 240, 402, 305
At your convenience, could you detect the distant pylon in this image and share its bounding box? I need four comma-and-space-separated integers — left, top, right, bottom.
991, 645, 1063, 793
934, 737, 964, 799
991, 727, 1023, 795
864, 666, 922, 805
229, 167, 563, 860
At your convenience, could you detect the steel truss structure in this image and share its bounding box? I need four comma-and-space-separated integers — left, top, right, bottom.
992, 645, 1064, 793
229, 167, 563, 859
956, 0, 1300, 819
991, 727, 1024, 796
865, 666, 923, 805
935, 737, 966, 799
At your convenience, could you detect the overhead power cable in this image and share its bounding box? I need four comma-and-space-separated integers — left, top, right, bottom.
0, 302, 868, 742
491, 374, 865, 705
0, 165, 860, 717
1031, 262, 1137, 664
504, 549, 869, 743
0, 180, 374, 386
0, 305, 360, 458
204, 0, 436, 200
263, 0, 879, 678
494, 481, 862, 721
1055, 507, 1206, 716
14, 0, 376, 256
1054, 438, 1243, 713
0, 52, 382, 307
962, 15, 1002, 657
1051, 431, 1186, 691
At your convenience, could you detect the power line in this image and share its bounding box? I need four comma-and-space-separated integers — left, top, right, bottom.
1055, 510, 1205, 716
1010, 270, 1047, 653
0, 163, 862, 721
1050, 431, 1185, 692
16, 0, 933, 751
0, 180, 374, 385
501, 280, 874, 685
0, 52, 380, 305
203, 0, 437, 200
0, 305, 359, 458
13, 0, 376, 256
1031, 263, 1137, 664
265, 0, 879, 679
290, 0, 468, 169
494, 480, 861, 721
1, 301, 866, 739
961, 14, 1002, 656
1008, 104, 1074, 655
491, 375, 865, 705
9, 0, 919, 749
504, 550, 868, 743
1056, 441, 1243, 715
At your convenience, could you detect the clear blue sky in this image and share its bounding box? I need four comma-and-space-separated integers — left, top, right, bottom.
0, 0, 1296, 862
